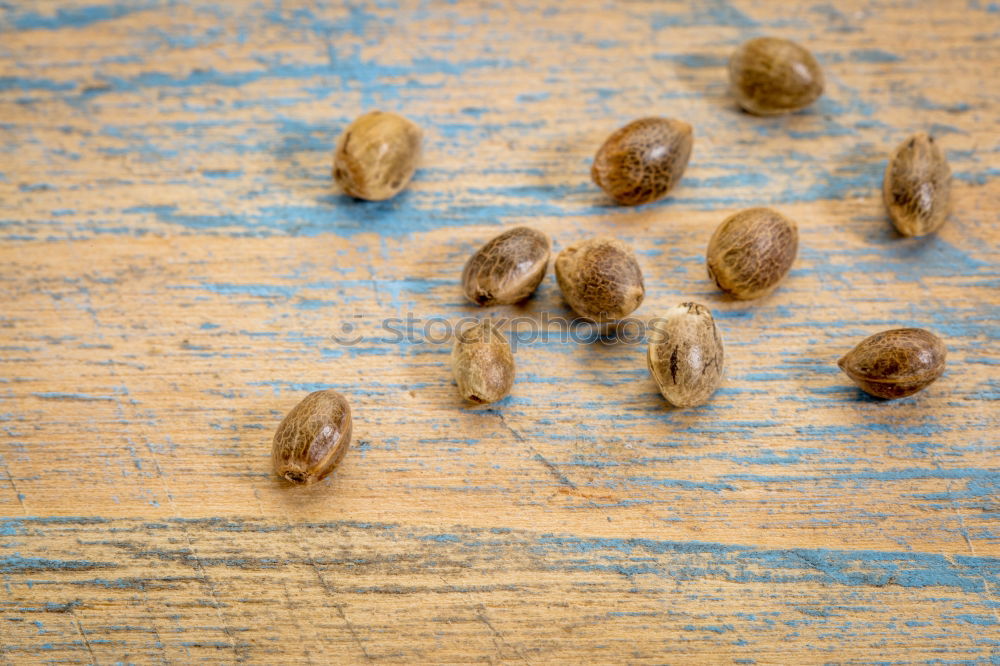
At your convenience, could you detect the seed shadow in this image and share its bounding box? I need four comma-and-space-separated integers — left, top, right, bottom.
813, 144, 889, 245
779, 335, 870, 408
844, 386, 898, 403
270, 118, 337, 198
268, 469, 348, 506
659, 51, 733, 109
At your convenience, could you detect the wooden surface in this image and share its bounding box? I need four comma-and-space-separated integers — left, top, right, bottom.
1, 0, 998, 662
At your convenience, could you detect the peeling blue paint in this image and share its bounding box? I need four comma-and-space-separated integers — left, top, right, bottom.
31, 392, 115, 401
1, 555, 117, 573
4, 4, 148, 31
0, 77, 75, 92
851, 49, 903, 63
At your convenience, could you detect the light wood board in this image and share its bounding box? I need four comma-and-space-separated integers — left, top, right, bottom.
1, 0, 998, 662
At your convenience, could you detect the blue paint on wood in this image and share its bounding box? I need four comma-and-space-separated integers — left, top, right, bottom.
3, 4, 148, 31
31, 392, 115, 401
1, 556, 117, 573
0, 77, 76, 92
850, 49, 903, 63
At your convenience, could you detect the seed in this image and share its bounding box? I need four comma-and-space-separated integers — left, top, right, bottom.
462, 227, 551, 306
332, 110, 422, 201
838, 328, 946, 399
272, 390, 352, 485
555, 237, 645, 322
452, 320, 515, 404
648, 302, 725, 407
706, 207, 798, 300
883, 132, 952, 237
728, 37, 824, 116
591, 117, 693, 206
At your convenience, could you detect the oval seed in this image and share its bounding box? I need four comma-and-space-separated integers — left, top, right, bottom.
648, 302, 725, 407
462, 227, 551, 306
883, 132, 952, 237
591, 117, 693, 206
706, 207, 798, 300
333, 110, 422, 201
451, 320, 515, 404
272, 390, 352, 485
728, 37, 824, 116
838, 328, 946, 400
555, 237, 645, 322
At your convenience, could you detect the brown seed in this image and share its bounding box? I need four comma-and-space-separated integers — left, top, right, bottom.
838, 328, 946, 399
591, 117, 693, 206
728, 37, 824, 116
451, 320, 515, 404
648, 302, 725, 408
883, 132, 952, 237
272, 390, 352, 485
462, 227, 551, 306
555, 237, 645, 322
706, 207, 798, 300
332, 110, 422, 201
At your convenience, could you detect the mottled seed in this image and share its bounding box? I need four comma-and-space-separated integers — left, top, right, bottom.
272, 390, 352, 485
462, 227, 551, 306
706, 207, 798, 300
451, 320, 515, 404
838, 328, 946, 400
591, 117, 693, 206
729, 37, 824, 116
883, 132, 952, 237
333, 110, 422, 201
648, 302, 725, 408
555, 237, 645, 322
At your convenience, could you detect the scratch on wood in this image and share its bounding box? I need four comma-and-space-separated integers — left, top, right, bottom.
493, 408, 578, 491
0, 456, 27, 516
179, 525, 244, 663
309, 560, 374, 662
475, 602, 532, 664
71, 613, 98, 666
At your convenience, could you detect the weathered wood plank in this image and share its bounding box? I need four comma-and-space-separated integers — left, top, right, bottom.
0, 226, 996, 553
0, 0, 998, 662
3, 518, 999, 663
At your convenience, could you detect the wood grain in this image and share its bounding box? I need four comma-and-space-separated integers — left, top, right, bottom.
1, 0, 998, 663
